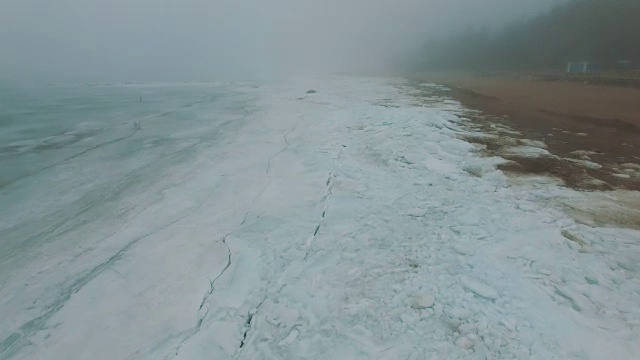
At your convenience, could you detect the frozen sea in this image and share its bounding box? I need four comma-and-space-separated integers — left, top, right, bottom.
1, 78, 639, 359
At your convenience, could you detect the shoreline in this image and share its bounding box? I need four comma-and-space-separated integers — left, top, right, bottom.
414, 73, 640, 191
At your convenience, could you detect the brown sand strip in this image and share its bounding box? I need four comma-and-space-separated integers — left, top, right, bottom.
414, 74, 640, 191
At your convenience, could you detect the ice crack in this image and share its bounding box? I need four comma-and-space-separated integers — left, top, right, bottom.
170, 120, 301, 358
304, 171, 335, 260
238, 296, 266, 351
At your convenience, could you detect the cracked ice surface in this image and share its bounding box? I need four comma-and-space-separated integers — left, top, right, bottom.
1, 77, 640, 360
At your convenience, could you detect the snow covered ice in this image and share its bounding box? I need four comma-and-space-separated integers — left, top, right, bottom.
1, 77, 640, 359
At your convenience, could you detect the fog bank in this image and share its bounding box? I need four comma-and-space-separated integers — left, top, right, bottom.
1, 0, 566, 82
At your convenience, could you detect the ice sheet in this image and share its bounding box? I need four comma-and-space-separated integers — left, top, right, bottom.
1, 77, 639, 360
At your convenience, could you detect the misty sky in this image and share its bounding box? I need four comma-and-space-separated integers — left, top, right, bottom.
1, 0, 566, 82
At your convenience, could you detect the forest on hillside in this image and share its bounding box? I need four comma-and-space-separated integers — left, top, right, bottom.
418, 0, 640, 72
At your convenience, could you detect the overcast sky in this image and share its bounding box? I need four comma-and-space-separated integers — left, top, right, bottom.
1, 0, 566, 83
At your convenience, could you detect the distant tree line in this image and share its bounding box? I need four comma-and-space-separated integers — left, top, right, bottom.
418, 0, 640, 72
